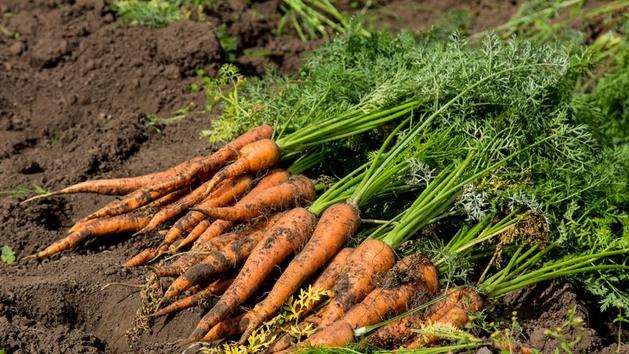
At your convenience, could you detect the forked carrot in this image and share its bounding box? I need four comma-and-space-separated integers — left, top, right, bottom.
303, 254, 439, 349
163, 227, 268, 299
239, 203, 360, 340
150, 277, 234, 318
188, 208, 317, 341
25, 214, 150, 260
192, 175, 315, 221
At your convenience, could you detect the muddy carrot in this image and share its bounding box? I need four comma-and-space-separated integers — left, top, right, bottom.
192, 175, 315, 221
239, 203, 360, 340
201, 314, 246, 342
25, 214, 150, 260
150, 277, 234, 318
304, 254, 439, 349
163, 228, 267, 299
172, 169, 290, 251
188, 208, 317, 341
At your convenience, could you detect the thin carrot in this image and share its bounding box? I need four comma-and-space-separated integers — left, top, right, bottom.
140, 175, 253, 235
192, 175, 315, 221
171, 169, 290, 251
150, 277, 234, 318
124, 248, 159, 268
201, 314, 245, 342
25, 214, 150, 260
196, 138, 281, 199
22, 156, 205, 202
163, 227, 267, 299
188, 207, 317, 341
81, 125, 273, 220
303, 254, 439, 349
239, 203, 360, 340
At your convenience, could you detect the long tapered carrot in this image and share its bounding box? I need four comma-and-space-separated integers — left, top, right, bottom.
140, 175, 253, 235
150, 277, 235, 318
23, 156, 206, 203
192, 175, 315, 221
266, 247, 355, 353
25, 214, 150, 260
303, 254, 439, 349
81, 125, 273, 220
188, 208, 317, 341
171, 169, 290, 251
163, 227, 267, 299
196, 138, 281, 199
308, 239, 396, 330
239, 203, 360, 340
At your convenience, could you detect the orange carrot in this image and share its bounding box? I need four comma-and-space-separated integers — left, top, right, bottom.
163, 228, 267, 299
188, 208, 317, 341
402, 288, 482, 349
309, 239, 396, 330
201, 314, 245, 342
171, 169, 290, 251
81, 125, 273, 220
150, 277, 234, 318
267, 248, 354, 353
25, 214, 150, 260
23, 156, 205, 202
239, 203, 360, 340
124, 247, 159, 268
192, 175, 315, 221
304, 254, 439, 349
196, 138, 281, 199
140, 175, 253, 235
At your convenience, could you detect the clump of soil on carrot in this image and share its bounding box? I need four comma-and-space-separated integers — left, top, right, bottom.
0, 0, 622, 353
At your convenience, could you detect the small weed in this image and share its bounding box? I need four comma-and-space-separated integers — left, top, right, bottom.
215, 24, 238, 62
142, 102, 194, 133
543, 306, 585, 354
613, 305, 627, 353
1, 245, 16, 265
111, 0, 182, 28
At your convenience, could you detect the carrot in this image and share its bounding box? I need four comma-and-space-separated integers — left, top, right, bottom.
265, 248, 355, 353
402, 288, 482, 350
150, 277, 234, 318
309, 239, 396, 330
22, 156, 205, 202
140, 175, 253, 235
364, 287, 461, 349
25, 214, 150, 260
124, 247, 159, 268
303, 254, 439, 349
239, 203, 360, 340
82, 125, 273, 220
171, 169, 290, 251
163, 227, 267, 299
151, 215, 279, 277
195, 138, 281, 199
188, 207, 317, 341
201, 314, 245, 342
192, 175, 315, 221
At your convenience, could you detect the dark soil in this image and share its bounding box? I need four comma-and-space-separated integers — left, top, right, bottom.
0, 0, 622, 353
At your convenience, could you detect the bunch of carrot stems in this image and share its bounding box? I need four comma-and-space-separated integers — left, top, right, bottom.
21, 29, 628, 353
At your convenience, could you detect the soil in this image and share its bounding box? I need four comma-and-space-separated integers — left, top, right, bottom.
0, 0, 623, 353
